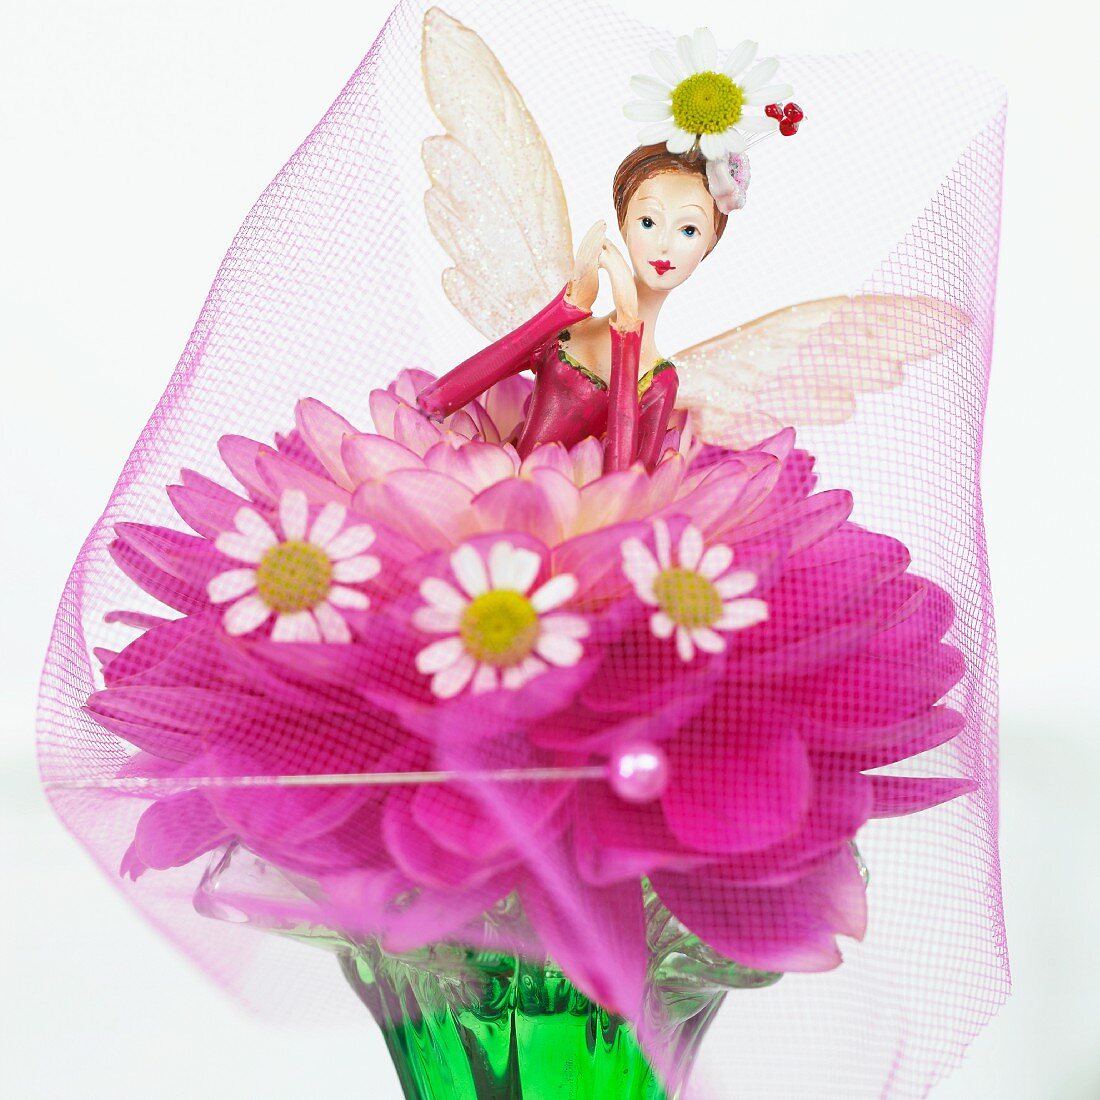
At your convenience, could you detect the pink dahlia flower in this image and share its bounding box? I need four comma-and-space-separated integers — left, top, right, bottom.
87, 377, 973, 1015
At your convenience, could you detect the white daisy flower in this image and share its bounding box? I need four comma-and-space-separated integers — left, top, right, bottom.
621, 518, 768, 661
413, 540, 589, 699
208, 488, 380, 643
623, 27, 793, 161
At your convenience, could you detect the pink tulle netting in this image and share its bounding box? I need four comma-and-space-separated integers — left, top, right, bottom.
37, 1, 1008, 1096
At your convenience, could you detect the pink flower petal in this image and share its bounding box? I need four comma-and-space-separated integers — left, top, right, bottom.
313, 601, 352, 643
332, 554, 380, 583
294, 397, 359, 489
270, 609, 321, 643
451, 543, 489, 597
416, 635, 465, 674
431, 653, 476, 698
652, 845, 867, 973
308, 501, 349, 549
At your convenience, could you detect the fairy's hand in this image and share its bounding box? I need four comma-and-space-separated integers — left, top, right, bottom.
565, 221, 606, 312
599, 240, 639, 332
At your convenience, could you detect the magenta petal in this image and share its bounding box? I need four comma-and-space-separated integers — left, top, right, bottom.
867, 774, 976, 818
294, 397, 359, 488
662, 711, 811, 854
472, 478, 564, 545
254, 449, 348, 504
169, 471, 252, 538
653, 843, 867, 973
521, 868, 646, 1017
217, 435, 278, 505
132, 791, 231, 871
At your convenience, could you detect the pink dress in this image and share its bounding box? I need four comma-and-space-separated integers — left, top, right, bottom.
416, 283, 680, 472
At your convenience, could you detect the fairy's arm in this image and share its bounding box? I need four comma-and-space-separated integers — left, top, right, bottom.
417, 283, 591, 420
417, 221, 606, 421
600, 240, 642, 473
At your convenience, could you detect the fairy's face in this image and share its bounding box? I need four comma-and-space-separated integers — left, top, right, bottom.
622, 170, 718, 294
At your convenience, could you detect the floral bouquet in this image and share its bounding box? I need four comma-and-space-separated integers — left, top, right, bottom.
38, 1, 1008, 1097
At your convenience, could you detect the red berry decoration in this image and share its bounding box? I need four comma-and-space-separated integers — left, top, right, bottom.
779, 116, 799, 136
783, 102, 805, 123
764, 102, 784, 120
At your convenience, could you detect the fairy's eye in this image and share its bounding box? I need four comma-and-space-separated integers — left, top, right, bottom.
681, 225, 698, 238
640, 216, 655, 229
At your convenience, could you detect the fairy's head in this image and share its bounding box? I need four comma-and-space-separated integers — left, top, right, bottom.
613, 144, 732, 295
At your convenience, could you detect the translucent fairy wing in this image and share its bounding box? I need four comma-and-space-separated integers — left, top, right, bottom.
672, 295, 972, 449
421, 7, 574, 341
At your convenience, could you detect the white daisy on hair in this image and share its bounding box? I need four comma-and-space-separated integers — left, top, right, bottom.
624, 27, 792, 160
621, 518, 768, 661
209, 489, 379, 643
414, 540, 589, 699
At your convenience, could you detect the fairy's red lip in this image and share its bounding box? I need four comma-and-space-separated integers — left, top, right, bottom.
650, 260, 675, 274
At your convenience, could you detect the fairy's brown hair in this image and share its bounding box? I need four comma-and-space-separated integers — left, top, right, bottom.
612, 143, 728, 257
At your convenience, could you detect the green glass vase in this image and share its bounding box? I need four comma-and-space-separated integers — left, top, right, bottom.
336, 888, 780, 1100
196, 845, 782, 1099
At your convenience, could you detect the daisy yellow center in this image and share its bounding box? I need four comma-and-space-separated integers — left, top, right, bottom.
459, 590, 539, 667
670, 71, 744, 134
255, 540, 332, 614
653, 568, 722, 628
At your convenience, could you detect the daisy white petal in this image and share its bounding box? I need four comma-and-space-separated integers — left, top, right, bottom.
653, 518, 672, 569
215, 530, 271, 565
638, 119, 679, 144
675, 624, 695, 662
332, 554, 380, 584
649, 47, 684, 87
723, 39, 757, 79
716, 598, 769, 630
451, 543, 489, 597
698, 543, 734, 579
651, 611, 675, 639
692, 626, 727, 654
736, 115, 779, 133
530, 572, 578, 612
308, 501, 348, 549
744, 83, 793, 106
740, 59, 780, 94
270, 609, 320, 643
432, 653, 477, 699
666, 128, 696, 154
621, 539, 660, 597
416, 635, 466, 674
328, 584, 370, 610
233, 506, 277, 545
313, 601, 352, 643
535, 631, 584, 667
542, 612, 589, 639
412, 605, 461, 633
470, 663, 499, 694
324, 523, 376, 561
719, 127, 747, 153
699, 132, 726, 160
693, 26, 718, 70
489, 543, 540, 592
675, 33, 699, 75
419, 576, 468, 614
278, 489, 308, 541
678, 524, 704, 570
624, 99, 674, 123
716, 569, 758, 599
223, 593, 272, 636
630, 74, 672, 100
207, 568, 257, 604
502, 663, 528, 690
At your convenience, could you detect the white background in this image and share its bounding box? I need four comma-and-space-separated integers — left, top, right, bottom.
2, 0, 1098, 1096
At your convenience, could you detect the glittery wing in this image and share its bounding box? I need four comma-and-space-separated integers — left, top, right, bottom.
672, 294, 972, 449
421, 7, 575, 341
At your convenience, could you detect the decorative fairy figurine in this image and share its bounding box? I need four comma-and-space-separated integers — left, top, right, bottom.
414, 9, 965, 466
